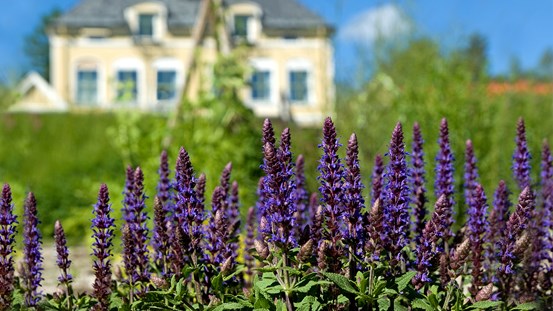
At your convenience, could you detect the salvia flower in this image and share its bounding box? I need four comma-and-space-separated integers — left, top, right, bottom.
244, 207, 256, 288
294, 155, 309, 236
513, 118, 532, 190
497, 187, 535, 299
435, 118, 455, 241
412, 195, 449, 289
467, 184, 488, 296
124, 167, 150, 283
122, 165, 135, 223
206, 187, 231, 266
260, 128, 297, 249
91, 184, 115, 311
152, 197, 170, 276
539, 141, 553, 283
54, 220, 72, 288
174, 147, 202, 266
411, 122, 427, 241
156, 150, 173, 212
371, 154, 385, 206
485, 180, 511, 279
382, 122, 411, 269
344, 133, 365, 248
317, 117, 346, 271
22, 192, 43, 308
220, 162, 232, 197
365, 199, 384, 262
464, 140, 480, 209
228, 181, 241, 260
0, 184, 17, 309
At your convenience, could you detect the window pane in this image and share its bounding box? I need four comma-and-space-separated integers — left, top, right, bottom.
234, 15, 249, 37
157, 70, 176, 100
289, 71, 308, 102
117, 70, 137, 102
76, 70, 98, 105
139, 14, 154, 36
251, 70, 270, 101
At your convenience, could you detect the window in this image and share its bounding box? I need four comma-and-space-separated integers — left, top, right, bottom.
157, 70, 176, 100
138, 14, 154, 37
116, 70, 138, 102
233, 15, 250, 39
76, 70, 98, 105
251, 70, 270, 101
289, 71, 308, 102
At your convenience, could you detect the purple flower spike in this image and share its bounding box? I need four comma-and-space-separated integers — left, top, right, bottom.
411, 123, 427, 241
513, 118, 532, 190
196, 173, 207, 211
157, 150, 172, 209
294, 155, 309, 235
539, 141, 553, 282
464, 140, 480, 209
122, 168, 150, 291
91, 184, 115, 311
467, 184, 488, 296
152, 197, 170, 276
228, 181, 241, 260
54, 220, 72, 287
413, 195, 449, 290
485, 180, 511, 277
317, 117, 346, 271
344, 133, 365, 247
22, 193, 43, 308
244, 207, 256, 288
220, 162, 232, 196
0, 184, 17, 309
371, 154, 385, 206
382, 122, 411, 269
260, 127, 297, 249
206, 187, 231, 266
262, 118, 276, 147
435, 118, 455, 241
497, 187, 535, 299
174, 147, 203, 267
122, 166, 135, 223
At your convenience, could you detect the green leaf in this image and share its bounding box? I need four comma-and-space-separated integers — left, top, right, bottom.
467, 300, 502, 310
377, 297, 390, 311
212, 302, 248, 311
511, 302, 541, 310
322, 272, 360, 295
395, 271, 417, 292
212, 274, 224, 292
275, 300, 287, 311
412, 299, 434, 311
292, 280, 331, 293
295, 296, 318, 311
428, 294, 439, 308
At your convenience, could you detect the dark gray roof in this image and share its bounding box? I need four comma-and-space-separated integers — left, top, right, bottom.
53, 0, 329, 33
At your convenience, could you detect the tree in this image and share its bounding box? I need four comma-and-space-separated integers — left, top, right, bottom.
463, 33, 488, 81
535, 48, 553, 81
23, 8, 61, 82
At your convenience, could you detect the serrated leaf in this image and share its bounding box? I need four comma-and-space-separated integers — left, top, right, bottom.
322, 272, 360, 295
275, 300, 287, 311
394, 299, 408, 311
467, 300, 502, 310
212, 274, 224, 292
412, 299, 434, 311
511, 302, 540, 310
295, 296, 318, 311
428, 294, 439, 308
395, 271, 417, 292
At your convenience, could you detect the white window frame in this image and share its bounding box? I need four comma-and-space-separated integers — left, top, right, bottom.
286, 59, 315, 106
152, 58, 184, 108
249, 58, 278, 106
112, 58, 145, 107
72, 58, 105, 107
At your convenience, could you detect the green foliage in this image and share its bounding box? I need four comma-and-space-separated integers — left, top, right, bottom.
336, 36, 553, 226
24, 8, 62, 81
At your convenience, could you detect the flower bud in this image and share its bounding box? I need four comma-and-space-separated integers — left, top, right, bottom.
254, 239, 269, 259
475, 283, 494, 301
297, 239, 314, 262
150, 275, 168, 289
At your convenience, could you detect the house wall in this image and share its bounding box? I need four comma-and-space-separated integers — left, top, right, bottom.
49, 5, 334, 125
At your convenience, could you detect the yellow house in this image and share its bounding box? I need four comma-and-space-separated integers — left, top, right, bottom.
36, 0, 334, 125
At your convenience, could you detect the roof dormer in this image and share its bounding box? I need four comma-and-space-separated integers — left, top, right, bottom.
227, 1, 263, 45
124, 1, 168, 44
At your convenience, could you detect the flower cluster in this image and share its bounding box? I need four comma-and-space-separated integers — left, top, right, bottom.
0, 116, 550, 310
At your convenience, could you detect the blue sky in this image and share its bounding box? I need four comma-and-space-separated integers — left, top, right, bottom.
1, 0, 552, 81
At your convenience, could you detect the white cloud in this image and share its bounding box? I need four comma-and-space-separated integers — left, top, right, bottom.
340, 4, 410, 45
